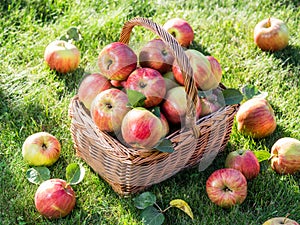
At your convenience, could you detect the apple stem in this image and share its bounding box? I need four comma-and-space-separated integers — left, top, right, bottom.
154, 202, 163, 213
284, 213, 290, 223
266, 17, 271, 28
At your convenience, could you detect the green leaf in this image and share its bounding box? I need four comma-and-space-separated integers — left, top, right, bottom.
141, 206, 165, 225
222, 88, 243, 105
66, 163, 85, 185
150, 106, 161, 118
169, 199, 194, 220
241, 84, 261, 100
134, 192, 157, 210
127, 89, 146, 108
26, 167, 50, 185
66, 27, 82, 41
155, 139, 174, 153
253, 150, 271, 162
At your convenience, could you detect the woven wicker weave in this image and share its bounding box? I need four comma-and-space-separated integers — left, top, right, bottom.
68, 17, 239, 196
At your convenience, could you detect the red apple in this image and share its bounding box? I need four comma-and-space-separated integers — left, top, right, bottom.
110, 79, 126, 88
270, 137, 300, 175
44, 40, 80, 74
225, 149, 260, 180
159, 111, 169, 138
98, 42, 137, 81
139, 38, 175, 74
199, 97, 222, 117
125, 67, 166, 108
206, 55, 222, 85
163, 18, 194, 47
262, 217, 299, 225
161, 86, 201, 125
121, 107, 163, 149
34, 179, 76, 219
77, 73, 112, 110
236, 97, 276, 138
206, 168, 247, 208
22, 132, 61, 166
172, 49, 220, 91
163, 71, 180, 91
254, 17, 289, 51
90, 88, 130, 134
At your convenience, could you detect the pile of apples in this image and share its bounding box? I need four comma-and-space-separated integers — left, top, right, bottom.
75, 18, 223, 149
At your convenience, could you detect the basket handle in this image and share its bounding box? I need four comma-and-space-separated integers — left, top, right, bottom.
119, 17, 200, 137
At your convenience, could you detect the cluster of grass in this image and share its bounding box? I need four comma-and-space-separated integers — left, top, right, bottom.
1, 0, 299, 224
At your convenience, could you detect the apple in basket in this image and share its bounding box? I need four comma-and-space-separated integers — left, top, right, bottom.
254, 17, 289, 51
125, 67, 166, 108
163, 18, 194, 48
22, 132, 61, 166
35, 179, 76, 219
206, 55, 223, 86
225, 149, 260, 180
77, 73, 112, 110
121, 107, 164, 149
161, 86, 201, 125
90, 88, 130, 134
172, 49, 221, 91
97, 42, 137, 81
269, 137, 300, 175
44, 40, 80, 74
139, 38, 175, 74
199, 97, 222, 117
262, 217, 299, 225
206, 168, 248, 208
163, 71, 180, 91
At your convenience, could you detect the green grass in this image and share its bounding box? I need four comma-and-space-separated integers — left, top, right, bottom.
1, 0, 300, 224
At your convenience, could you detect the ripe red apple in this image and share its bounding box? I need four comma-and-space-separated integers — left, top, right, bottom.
139, 38, 175, 74
121, 107, 163, 149
22, 132, 61, 166
44, 40, 80, 74
236, 97, 276, 138
270, 137, 300, 175
98, 42, 137, 81
163, 18, 194, 47
254, 17, 289, 51
159, 111, 169, 138
206, 55, 222, 85
161, 86, 201, 125
125, 67, 166, 108
262, 217, 299, 225
206, 168, 247, 208
199, 97, 222, 117
90, 88, 130, 134
77, 73, 112, 110
225, 149, 260, 180
34, 179, 76, 219
172, 49, 220, 91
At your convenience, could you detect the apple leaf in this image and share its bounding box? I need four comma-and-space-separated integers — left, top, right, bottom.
155, 139, 174, 153
60, 27, 82, 42
65, 163, 85, 185
141, 206, 165, 225
134, 192, 157, 210
222, 88, 243, 105
253, 150, 271, 162
127, 89, 146, 108
26, 167, 50, 185
169, 199, 194, 220
150, 106, 161, 118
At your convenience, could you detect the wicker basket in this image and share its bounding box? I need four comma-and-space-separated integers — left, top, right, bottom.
68, 17, 239, 196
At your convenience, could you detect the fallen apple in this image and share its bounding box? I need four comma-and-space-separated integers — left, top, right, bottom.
44, 40, 80, 74
262, 217, 299, 225
22, 132, 61, 166
34, 178, 76, 219
236, 97, 276, 138
254, 17, 289, 51
225, 149, 260, 180
206, 168, 247, 208
77, 73, 112, 110
270, 137, 300, 175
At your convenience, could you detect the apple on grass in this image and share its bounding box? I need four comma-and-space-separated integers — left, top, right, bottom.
90, 88, 130, 134
163, 18, 194, 48
263, 217, 299, 225
225, 149, 260, 180
77, 73, 112, 110
44, 40, 80, 74
125, 67, 166, 108
254, 17, 289, 51
139, 38, 175, 74
206, 168, 247, 208
35, 179, 76, 219
121, 107, 163, 149
269, 137, 300, 175
98, 42, 137, 81
22, 132, 61, 166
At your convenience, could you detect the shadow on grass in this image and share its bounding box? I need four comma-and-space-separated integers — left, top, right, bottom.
272, 45, 300, 68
